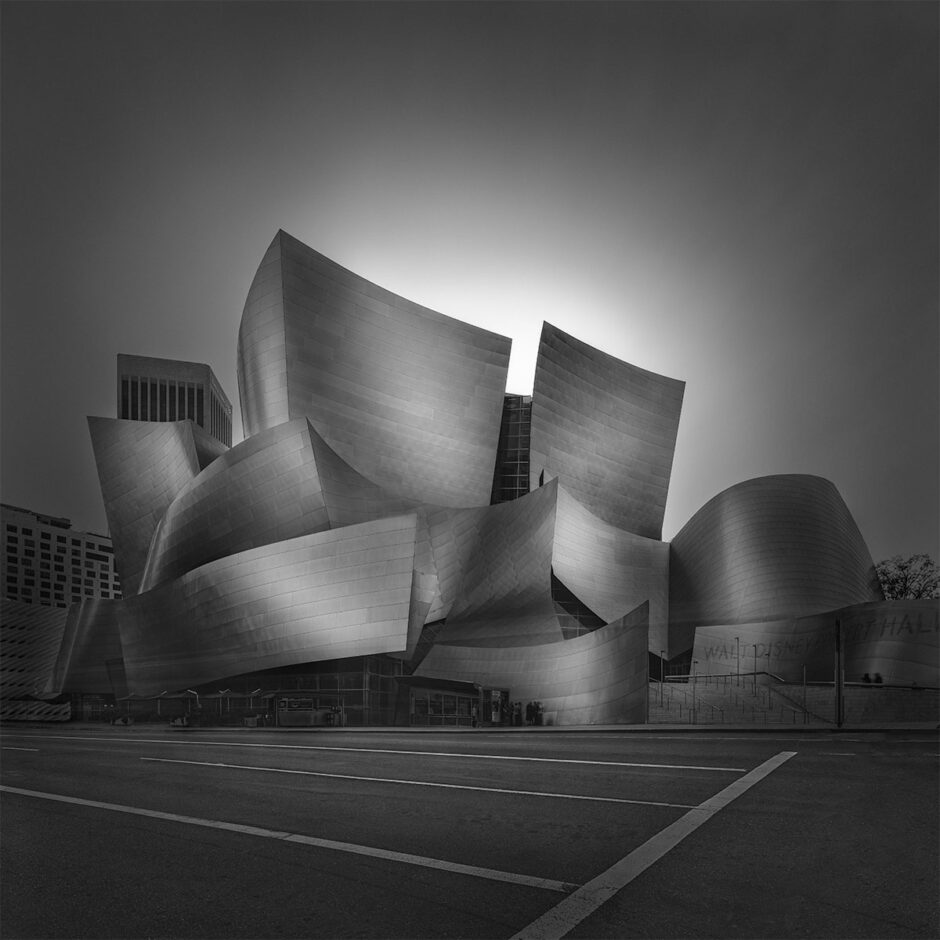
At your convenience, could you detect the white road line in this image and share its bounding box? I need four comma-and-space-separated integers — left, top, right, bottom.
1, 734, 746, 773
510, 750, 798, 940
140, 757, 697, 808
1, 747, 38, 752
0, 784, 576, 894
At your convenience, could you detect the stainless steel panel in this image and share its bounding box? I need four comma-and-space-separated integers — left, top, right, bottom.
529, 322, 684, 539
49, 597, 125, 696
433, 479, 562, 646
692, 600, 938, 687
237, 231, 511, 507
553, 484, 669, 652
416, 602, 649, 725
670, 475, 884, 656
119, 514, 418, 695
88, 417, 202, 595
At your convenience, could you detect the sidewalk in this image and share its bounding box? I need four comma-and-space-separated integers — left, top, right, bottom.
4, 720, 938, 734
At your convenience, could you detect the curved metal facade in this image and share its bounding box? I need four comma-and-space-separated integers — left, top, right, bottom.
51, 598, 125, 696
88, 417, 203, 596
120, 515, 419, 696
529, 322, 684, 539
432, 479, 562, 647
39, 233, 904, 728
692, 600, 939, 688
669, 475, 883, 655
416, 602, 650, 725
552, 484, 670, 653
237, 231, 512, 507
140, 418, 333, 591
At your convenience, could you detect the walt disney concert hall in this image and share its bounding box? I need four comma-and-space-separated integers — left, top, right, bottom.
10, 231, 937, 726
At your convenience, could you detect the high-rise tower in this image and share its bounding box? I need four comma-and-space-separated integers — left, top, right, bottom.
117, 354, 232, 447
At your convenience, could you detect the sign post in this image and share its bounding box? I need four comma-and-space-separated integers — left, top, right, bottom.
834, 618, 844, 728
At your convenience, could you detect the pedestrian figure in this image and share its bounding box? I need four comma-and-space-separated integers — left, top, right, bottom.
862, 673, 871, 684
874, 673, 883, 684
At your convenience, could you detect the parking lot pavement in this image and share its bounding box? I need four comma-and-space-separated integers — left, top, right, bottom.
2, 727, 937, 939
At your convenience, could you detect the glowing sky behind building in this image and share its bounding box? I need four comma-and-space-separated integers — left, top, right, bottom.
2, 1, 937, 562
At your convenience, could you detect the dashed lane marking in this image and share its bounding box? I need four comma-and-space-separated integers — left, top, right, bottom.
1, 734, 747, 772
0, 784, 576, 894
510, 751, 798, 940
1, 747, 38, 752
140, 757, 698, 808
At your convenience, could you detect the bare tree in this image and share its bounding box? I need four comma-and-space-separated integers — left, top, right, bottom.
875, 554, 940, 600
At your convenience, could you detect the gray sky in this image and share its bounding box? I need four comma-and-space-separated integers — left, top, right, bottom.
2, 1, 937, 561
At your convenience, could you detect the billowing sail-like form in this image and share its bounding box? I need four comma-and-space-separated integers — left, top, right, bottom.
669, 475, 883, 655
529, 322, 685, 539
38, 229, 923, 725
237, 230, 511, 508
417, 603, 650, 725
120, 516, 420, 696
88, 418, 208, 596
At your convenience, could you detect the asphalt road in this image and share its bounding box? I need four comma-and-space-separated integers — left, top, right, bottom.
1, 726, 937, 939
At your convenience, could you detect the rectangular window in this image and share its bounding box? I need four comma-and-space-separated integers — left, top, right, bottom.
121, 377, 129, 419
187, 385, 195, 421
159, 380, 167, 421
130, 379, 139, 419
178, 385, 186, 420
149, 381, 158, 422
140, 380, 149, 420
196, 386, 204, 426
6, 525, 17, 533
41, 532, 51, 540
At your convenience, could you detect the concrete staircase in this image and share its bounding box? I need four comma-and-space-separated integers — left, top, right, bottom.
649, 674, 940, 726
648, 673, 807, 725
773, 683, 940, 725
